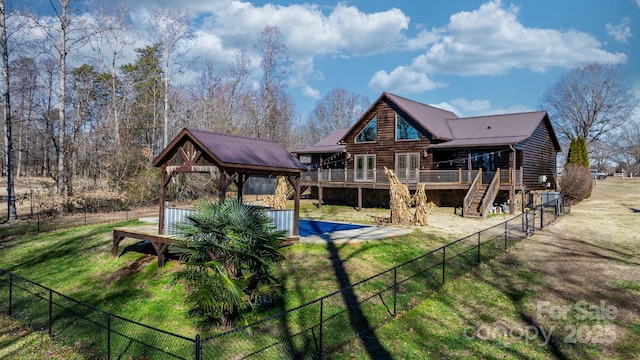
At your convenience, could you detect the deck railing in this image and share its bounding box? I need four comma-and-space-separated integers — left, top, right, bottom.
480, 170, 501, 217
302, 169, 489, 186
499, 168, 522, 185
463, 170, 482, 216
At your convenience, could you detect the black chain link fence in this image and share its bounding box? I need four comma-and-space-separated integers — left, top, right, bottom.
0, 197, 566, 359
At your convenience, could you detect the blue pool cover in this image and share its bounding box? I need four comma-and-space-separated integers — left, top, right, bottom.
298, 219, 367, 237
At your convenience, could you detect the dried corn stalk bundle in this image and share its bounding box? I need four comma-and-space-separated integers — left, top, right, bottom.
412, 183, 429, 226
263, 176, 288, 210
384, 167, 413, 225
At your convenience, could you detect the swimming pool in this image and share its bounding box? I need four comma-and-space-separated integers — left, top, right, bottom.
298, 219, 368, 237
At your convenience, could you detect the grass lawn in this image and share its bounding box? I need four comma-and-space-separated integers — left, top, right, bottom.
335, 177, 640, 359
1, 178, 637, 359
0, 204, 459, 339
0, 314, 84, 359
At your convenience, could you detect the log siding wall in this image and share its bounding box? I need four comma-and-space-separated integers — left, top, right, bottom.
517, 118, 558, 190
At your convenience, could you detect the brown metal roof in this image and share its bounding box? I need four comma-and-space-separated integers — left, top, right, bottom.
384, 92, 458, 140
429, 111, 561, 150
293, 128, 348, 154
292, 93, 561, 154
153, 128, 308, 175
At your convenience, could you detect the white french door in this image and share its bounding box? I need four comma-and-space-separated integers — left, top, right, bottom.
396, 153, 420, 183
355, 154, 376, 181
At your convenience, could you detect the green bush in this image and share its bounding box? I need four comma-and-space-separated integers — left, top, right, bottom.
566, 136, 589, 168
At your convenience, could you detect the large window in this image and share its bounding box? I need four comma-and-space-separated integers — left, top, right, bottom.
355, 154, 376, 181
396, 153, 420, 182
396, 114, 420, 141
356, 117, 377, 143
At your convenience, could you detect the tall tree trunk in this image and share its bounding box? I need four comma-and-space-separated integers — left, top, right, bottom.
1, 0, 17, 220
57, 33, 66, 197
163, 54, 169, 150
112, 53, 119, 147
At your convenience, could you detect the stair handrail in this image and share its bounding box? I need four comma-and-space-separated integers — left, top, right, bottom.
463, 169, 481, 216
480, 169, 501, 218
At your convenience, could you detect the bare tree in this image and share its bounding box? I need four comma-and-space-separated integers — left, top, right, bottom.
249, 25, 294, 143
616, 120, 640, 175
94, 3, 131, 148
12, 57, 38, 179
540, 63, 638, 145
146, 7, 194, 150
29, 0, 107, 196
0, 0, 16, 220
306, 85, 369, 145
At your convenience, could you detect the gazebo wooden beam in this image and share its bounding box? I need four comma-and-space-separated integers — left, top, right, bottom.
287, 175, 301, 237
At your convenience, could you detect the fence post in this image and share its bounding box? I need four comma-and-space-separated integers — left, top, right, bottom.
8, 273, 12, 315
318, 299, 324, 359
48, 289, 53, 337
442, 247, 446, 285
525, 211, 529, 236
531, 209, 536, 235
393, 268, 397, 317
107, 313, 111, 360
540, 205, 544, 229
477, 232, 481, 264
504, 221, 508, 250
195, 334, 201, 360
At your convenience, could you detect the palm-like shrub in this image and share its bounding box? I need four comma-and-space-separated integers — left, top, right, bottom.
171, 199, 285, 328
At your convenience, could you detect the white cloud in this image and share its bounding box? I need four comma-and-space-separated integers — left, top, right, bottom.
415, 0, 626, 75
606, 18, 632, 43
368, 66, 446, 94
405, 28, 442, 51
635, 0, 640, 7
302, 86, 321, 100
451, 98, 491, 113
178, 1, 409, 99
375, 0, 627, 87
430, 98, 532, 117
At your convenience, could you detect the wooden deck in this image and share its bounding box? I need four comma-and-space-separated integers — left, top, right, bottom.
112, 225, 176, 269
113, 225, 300, 269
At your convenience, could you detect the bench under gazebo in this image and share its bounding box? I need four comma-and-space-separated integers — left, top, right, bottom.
112, 128, 308, 268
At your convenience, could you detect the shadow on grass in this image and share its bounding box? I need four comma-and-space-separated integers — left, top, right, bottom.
324, 238, 393, 359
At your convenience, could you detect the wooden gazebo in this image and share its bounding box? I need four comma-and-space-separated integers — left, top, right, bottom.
113, 128, 308, 268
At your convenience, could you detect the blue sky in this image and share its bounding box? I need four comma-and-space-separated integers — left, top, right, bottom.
19, 0, 640, 118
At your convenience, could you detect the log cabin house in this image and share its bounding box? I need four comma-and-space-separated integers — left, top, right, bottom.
294, 92, 561, 217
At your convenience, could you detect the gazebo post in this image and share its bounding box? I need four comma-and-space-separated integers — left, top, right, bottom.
287, 175, 301, 237
159, 165, 167, 235
236, 173, 246, 202
293, 176, 300, 237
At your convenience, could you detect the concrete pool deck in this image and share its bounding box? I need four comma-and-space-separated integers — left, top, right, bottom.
138, 217, 413, 245
299, 225, 413, 244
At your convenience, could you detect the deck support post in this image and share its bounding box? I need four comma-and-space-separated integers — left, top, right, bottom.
509, 146, 516, 215
318, 186, 323, 208
357, 187, 362, 211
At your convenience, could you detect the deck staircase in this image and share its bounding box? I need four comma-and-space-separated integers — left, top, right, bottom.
465, 185, 489, 218
286, 185, 310, 200
463, 170, 500, 218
